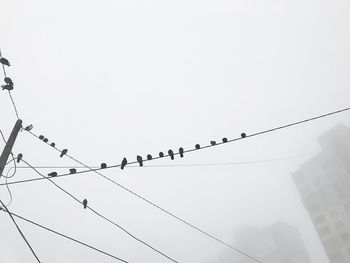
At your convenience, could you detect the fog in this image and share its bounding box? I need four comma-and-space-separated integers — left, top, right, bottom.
0, 0, 350, 262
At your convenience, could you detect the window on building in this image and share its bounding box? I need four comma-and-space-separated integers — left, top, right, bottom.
335, 221, 344, 230
318, 226, 331, 236
330, 210, 338, 217
329, 250, 344, 261
314, 215, 326, 225
341, 233, 350, 242
344, 202, 350, 211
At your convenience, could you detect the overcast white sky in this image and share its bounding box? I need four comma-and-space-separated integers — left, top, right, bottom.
0, 0, 350, 262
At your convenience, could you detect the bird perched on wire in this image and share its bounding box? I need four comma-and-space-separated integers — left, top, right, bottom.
60, 149, 68, 157
16, 154, 23, 163
100, 163, 107, 169
222, 137, 228, 143
69, 168, 77, 174
241, 133, 247, 138
50, 142, 56, 147
48, 172, 57, 177
121, 158, 127, 170
0, 57, 10, 67
210, 141, 216, 146
1, 84, 13, 90
179, 147, 184, 158
147, 154, 152, 160
43, 138, 48, 143
39, 135, 44, 140
195, 144, 200, 149
168, 149, 174, 160
159, 152, 164, 157
24, 125, 33, 131
137, 155, 143, 167
83, 199, 88, 209
4, 77, 13, 86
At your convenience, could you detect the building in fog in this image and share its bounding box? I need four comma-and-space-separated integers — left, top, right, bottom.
292, 123, 350, 263
230, 222, 311, 263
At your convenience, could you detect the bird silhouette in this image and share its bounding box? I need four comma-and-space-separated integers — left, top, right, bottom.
43, 138, 48, 143
48, 172, 57, 177
60, 149, 68, 157
137, 155, 143, 166
195, 144, 200, 149
210, 141, 216, 146
159, 152, 164, 157
100, 163, 107, 169
168, 150, 174, 160
16, 154, 23, 163
83, 199, 88, 209
24, 125, 33, 131
121, 158, 127, 170
4, 77, 13, 86
241, 133, 246, 138
222, 137, 228, 143
39, 135, 44, 140
0, 57, 10, 67
147, 154, 152, 160
1, 84, 13, 90
69, 168, 77, 174
179, 147, 184, 158
50, 142, 56, 147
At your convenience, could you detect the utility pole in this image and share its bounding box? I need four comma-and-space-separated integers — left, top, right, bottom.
0, 119, 22, 177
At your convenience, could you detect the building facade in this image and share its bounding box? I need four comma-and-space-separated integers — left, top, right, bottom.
292, 123, 350, 263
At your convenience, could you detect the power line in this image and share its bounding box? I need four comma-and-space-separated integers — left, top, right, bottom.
1, 157, 293, 186
20, 106, 350, 262
25, 136, 263, 262
0, 209, 129, 262
21, 159, 179, 263
26, 106, 350, 176
0, 200, 41, 263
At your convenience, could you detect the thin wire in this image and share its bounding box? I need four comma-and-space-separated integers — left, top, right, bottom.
27, 106, 350, 176
0, 209, 129, 262
0, 200, 41, 262
1, 157, 292, 186
21, 106, 350, 262
0, 49, 20, 120
21, 159, 179, 263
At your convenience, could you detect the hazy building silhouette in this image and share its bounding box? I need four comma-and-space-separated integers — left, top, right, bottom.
211, 222, 310, 263
292, 123, 350, 263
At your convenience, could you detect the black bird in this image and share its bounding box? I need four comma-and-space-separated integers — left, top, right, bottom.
83, 199, 88, 209
48, 172, 57, 177
222, 137, 228, 143
0, 57, 10, 67
69, 168, 77, 174
168, 149, 174, 160
39, 135, 44, 140
4, 77, 13, 86
50, 142, 56, 147
60, 149, 68, 157
24, 124, 33, 131
195, 144, 200, 149
147, 154, 152, 160
241, 133, 247, 138
137, 155, 143, 167
121, 158, 127, 170
43, 138, 48, 143
1, 84, 13, 90
179, 147, 184, 158
159, 152, 164, 157
16, 154, 23, 163
100, 163, 107, 169
210, 141, 216, 146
